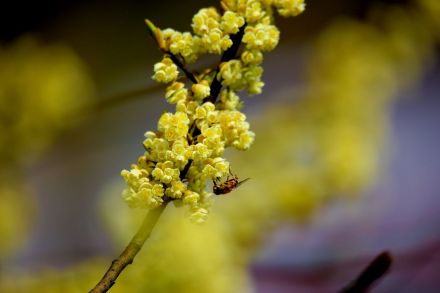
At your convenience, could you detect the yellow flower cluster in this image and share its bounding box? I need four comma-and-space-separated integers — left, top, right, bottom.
122, 0, 305, 221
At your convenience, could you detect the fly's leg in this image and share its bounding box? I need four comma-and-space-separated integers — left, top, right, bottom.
228, 168, 238, 181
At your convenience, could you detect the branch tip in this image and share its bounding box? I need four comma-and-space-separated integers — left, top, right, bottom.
145, 19, 166, 50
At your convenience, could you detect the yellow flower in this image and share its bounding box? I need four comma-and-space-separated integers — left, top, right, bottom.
245, 0, 266, 23
243, 23, 280, 52
165, 82, 188, 104
152, 57, 178, 83
183, 190, 200, 206
243, 64, 264, 94
221, 11, 245, 34
158, 112, 190, 141
169, 32, 196, 60
202, 157, 230, 179
192, 8, 221, 36
202, 28, 233, 54
192, 80, 211, 100
165, 180, 187, 199
152, 161, 180, 184
219, 89, 242, 110
274, 0, 306, 17
165, 139, 190, 169
200, 124, 225, 156
218, 60, 243, 88
121, 168, 164, 209
241, 49, 263, 65
195, 102, 217, 123
190, 143, 212, 161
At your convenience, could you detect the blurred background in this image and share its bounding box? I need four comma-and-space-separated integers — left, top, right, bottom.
0, 0, 439, 292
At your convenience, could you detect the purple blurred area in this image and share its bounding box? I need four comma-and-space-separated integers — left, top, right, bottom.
1, 0, 439, 292
249, 69, 440, 292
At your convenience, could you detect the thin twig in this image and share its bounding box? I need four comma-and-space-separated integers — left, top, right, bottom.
338, 251, 393, 293
145, 19, 198, 84
90, 203, 168, 293
166, 52, 198, 84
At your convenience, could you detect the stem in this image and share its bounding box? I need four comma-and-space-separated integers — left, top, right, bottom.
90, 203, 168, 293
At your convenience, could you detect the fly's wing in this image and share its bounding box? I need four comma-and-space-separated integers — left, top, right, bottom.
236, 178, 250, 187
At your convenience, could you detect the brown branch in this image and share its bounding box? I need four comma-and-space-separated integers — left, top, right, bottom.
89, 203, 168, 293
338, 251, 393, 293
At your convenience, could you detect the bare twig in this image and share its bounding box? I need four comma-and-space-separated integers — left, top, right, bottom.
90, 203, 168, 293
338, 251, 393, 293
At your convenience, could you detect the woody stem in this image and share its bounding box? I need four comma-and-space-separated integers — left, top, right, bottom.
89, 203, 168, 293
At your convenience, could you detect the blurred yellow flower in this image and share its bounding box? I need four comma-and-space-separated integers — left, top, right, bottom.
0, 37, 94, 164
